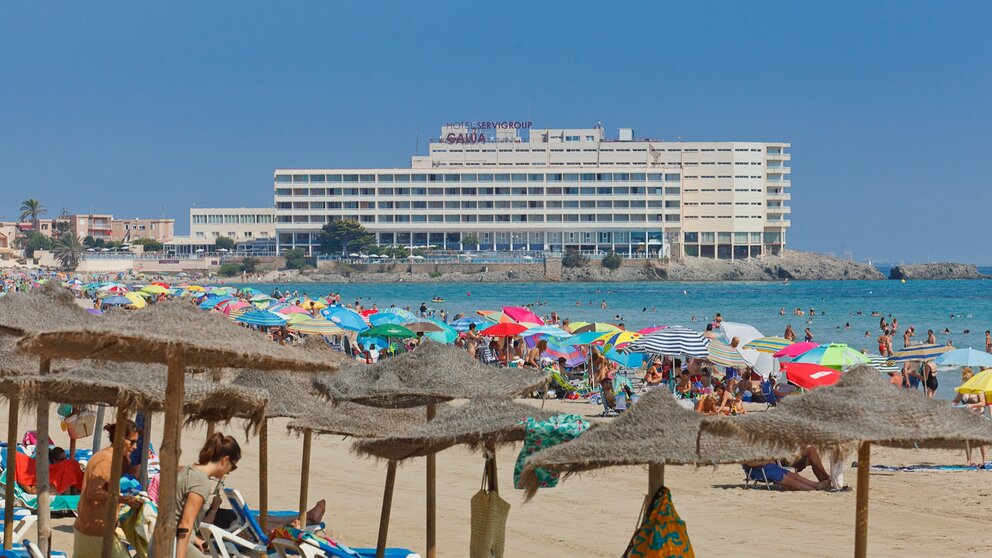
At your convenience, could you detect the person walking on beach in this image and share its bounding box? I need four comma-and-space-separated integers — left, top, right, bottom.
465, 323, 479, 357
804, 328, 813, 342
783, 324, 796, 342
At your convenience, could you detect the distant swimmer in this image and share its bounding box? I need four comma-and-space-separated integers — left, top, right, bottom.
682, 290, 688, 296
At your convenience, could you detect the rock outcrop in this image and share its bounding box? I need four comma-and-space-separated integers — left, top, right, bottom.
639, 250, 884, 282
889, 263, 986, 280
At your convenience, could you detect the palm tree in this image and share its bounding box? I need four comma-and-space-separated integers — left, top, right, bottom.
52, 232, 84, 271
19, 199, 46, 232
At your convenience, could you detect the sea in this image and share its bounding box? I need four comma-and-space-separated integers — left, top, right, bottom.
235, 278, 992, 401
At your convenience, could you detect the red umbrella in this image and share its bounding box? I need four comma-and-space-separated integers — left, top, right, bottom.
783, 363, 842, 390
774, 341, 819, 358
479, 323, 527, 337
150, 281, 170, 288
360, 309, 378, 317
502, 306, 544, 326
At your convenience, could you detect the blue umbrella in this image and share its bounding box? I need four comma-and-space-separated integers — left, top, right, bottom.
604, 347, 644, 369
521, 325, 572, 338
199, 295, 233, 310
102, 296, 133, 306
236, 310, 288, 327
380, 307, 418, 321
369, 313, 407, 326
322, 307, 368, 332
450, 317, 485, 332
935, 348, 992, 368
568, 331, 608, 345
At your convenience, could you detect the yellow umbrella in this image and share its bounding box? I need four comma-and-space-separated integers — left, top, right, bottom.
142, 285, 169, 295
955, 369, 992, 396
186, 285, 206, 292
302, 298, 327, 310
288, 318, 346, 336
124, 292, 147, 309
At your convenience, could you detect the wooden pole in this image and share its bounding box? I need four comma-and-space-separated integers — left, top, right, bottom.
92, 404, 105, 452
151, 347, 185, 558
298, 429, 312, 526
426, 404, 437, 558
35, 357, 52, 556
100, 406, 129, 558
486, 442, 498, 493
139, 407, 152, 489
375, 461, 398, 558
3, 396, 19, 550
259, 419, 269, 533
855, 442, 871, 558
648, 463, 664, 495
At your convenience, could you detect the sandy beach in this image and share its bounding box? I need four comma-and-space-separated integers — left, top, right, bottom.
17, 397, 989, 557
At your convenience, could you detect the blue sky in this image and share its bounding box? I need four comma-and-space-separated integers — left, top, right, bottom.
1, 2, 989, 263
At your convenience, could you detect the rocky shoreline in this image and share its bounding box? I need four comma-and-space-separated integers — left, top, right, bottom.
888, 263, 987, 280
237, 250, 891, 284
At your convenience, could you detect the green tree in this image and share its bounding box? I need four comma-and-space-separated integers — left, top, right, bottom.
19, 232, 53, 258
218, 262, 244, 277
132, 238, 164, 252
284, 248, 309, 269
318, 220, 375, 255
18, 199, 46, 231
241, 255, 260, 274
461, 234, 480, 249
52, 232, 84, 270
82, 235, 96, 248
602, 251, 623, 270
561, 249, 589, 268
215, 236, 236, 251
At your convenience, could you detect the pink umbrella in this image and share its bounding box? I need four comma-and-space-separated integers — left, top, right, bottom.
774, 341, 819, 358
221, 300, 251, 316
502, 306, 545, 325
638, 326, 668, 335
277, 305, 310, 315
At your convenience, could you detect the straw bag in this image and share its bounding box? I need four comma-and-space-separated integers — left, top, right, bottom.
64, 410, 97, 440
470, 461, 510, 558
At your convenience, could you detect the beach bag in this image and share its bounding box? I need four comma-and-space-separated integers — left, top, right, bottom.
470, 461, 510, 558
64, 410, 97, 440
623, 486, 694, 558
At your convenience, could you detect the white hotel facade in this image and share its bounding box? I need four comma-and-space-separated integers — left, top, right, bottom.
273, 124, 790, 259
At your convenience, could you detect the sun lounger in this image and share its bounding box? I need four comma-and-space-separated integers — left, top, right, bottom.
0, 470, 79, 514
15, 539, 68, 558
0, 508, 36, 546
224, 487, 319, 541
742, 464, 774, 490
268, 527, 421, 558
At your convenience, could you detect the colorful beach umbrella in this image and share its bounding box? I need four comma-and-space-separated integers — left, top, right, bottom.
450, 316, 486, 332
322, 307, 369, 331
359, 324, 415, 339
221, 300, 251, 316
572, 322, 621, 334
235, 310, 289, 327
774, 342, 819, 358
865, 354, 899, 373
380, 307, 417, 321
637, 326, 667, 335
521, 325, 572, 338
706, 340, 755, 368
369, 313, 407, 326
502, 306, 545, 326
626, 326, 710, 358
791, 343, 869, 370
479, 323, 527, 337
743, 336, 792, 354
102, 295, 133, 306
423, 319, 458, 344
955, 369, 992, 397
542, 340, 585, 367
934, 348, 992, 368
124, 292, 147, 309
405, 322, 444, 333
141, 284, 169, 295
287, 318, 346, 336
567, 331, 611, 346
888, 343, 953, 363
597, 331, 642, 352
783, 363, 842, 390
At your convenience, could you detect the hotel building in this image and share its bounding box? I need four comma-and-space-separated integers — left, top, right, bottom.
167, 208, 277, 255
273, 124, 790, 259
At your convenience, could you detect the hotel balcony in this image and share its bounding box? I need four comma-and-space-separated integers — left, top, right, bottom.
766, 153, 791, 162
766, 190, 791, 201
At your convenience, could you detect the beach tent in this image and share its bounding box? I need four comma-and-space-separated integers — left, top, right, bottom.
702, 365, 992, 558
12, 299, 336, 557
312, 342, 546, 558
354, 398, 554, 557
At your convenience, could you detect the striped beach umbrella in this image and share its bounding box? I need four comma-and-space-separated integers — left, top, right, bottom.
288, 318, 346, 336
450, 317, 486, 332
521, 325, 572, 338
888, 343, 953, 363
791, 343, 869, 370
865, 354, 898, 373
626, 326, 709, 358
540, 340, 585, 367
744, 336, 792, 354
235, 310, 288, 327
706, 340, 758, 368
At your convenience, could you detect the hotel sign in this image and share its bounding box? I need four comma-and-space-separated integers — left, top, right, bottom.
443, 120, 532, 144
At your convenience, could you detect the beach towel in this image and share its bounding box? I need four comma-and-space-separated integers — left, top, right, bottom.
267, 525, 361, 556
13, 452, 84, 494
624, 487, 694, 558
867, 464, 990, 472
120, 499, 158, 558
513, 414, 589, 490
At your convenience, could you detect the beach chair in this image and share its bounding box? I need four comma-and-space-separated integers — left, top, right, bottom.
225, 487, 323, 542
760, 381, 777, 409
17, 540, 68, 558
742, 465, 773, 490
0, 508, 35, 546
268, 527, 421, 558
199, 523, 266, 558
0, 470, 79, 515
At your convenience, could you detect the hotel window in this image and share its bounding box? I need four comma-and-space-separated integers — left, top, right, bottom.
511, 187, 527, 196
596, 200, 612, 208
276, 175, 292, 183
597, 173, 612, 181
411, 174, 427, 182
326, 175, 342, 182
343, 175, 358, 182
494, 174, 511, 182
444, 174, 460, 182
563, 200, 580, 208
309, 175, 325, 182
528, 187, 543, 195
461, 188, 477, 196
393, 174, 409, 182
378, 174, 394, 182
478, 174, 494, 182
428, 201, 443, 209
547, 173, 562, 182
429, 174, 442, 182
511, 174, 527, 182
292, 175, 307, 182
665, 174, 681, 181
276, 188, 291, 196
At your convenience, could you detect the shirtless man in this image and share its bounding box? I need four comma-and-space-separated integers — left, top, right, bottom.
465, 323, 479, 357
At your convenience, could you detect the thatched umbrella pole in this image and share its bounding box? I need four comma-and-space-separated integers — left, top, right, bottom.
92, 404, 106, 452
374, 460, 398, 558
648, 463, 664, 495
138, 407, 152, 488
35, 357, 52, 556
100, 405, 129, 558
486, 442, 498, 493
297, 428, 312, 526
3, 395, 19, 550
151, 348, 185, 558
855, 442, 871, 558
259, 419, 269, 533
426, 403, 437, 558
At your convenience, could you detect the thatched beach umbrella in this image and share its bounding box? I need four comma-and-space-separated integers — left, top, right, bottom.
0, 288, 91, 553
313, 342, 547, 558
519, 388, 793, 556
14, 300, 336, 558
701, 364, 992, 558
286, 405, 424, 531
353, 398, 552, 557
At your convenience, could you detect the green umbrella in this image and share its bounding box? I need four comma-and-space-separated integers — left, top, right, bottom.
791, 343, 869, 371
359, 324, 416, 339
